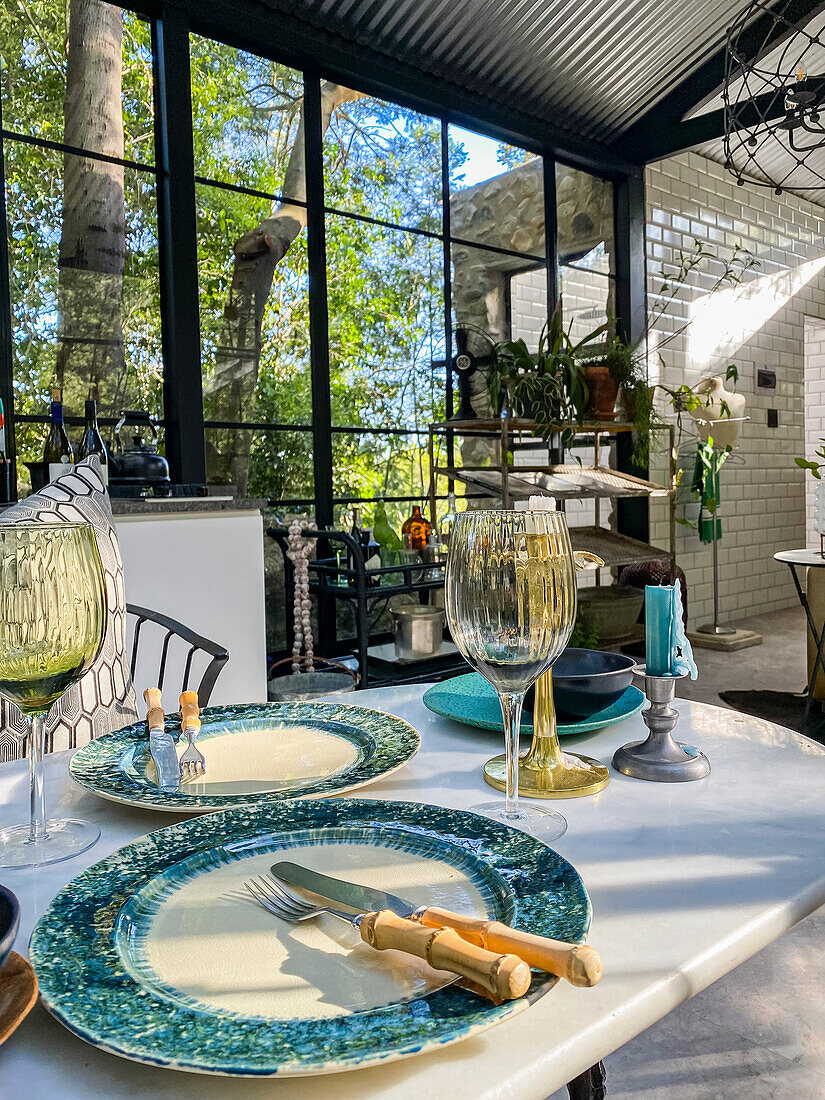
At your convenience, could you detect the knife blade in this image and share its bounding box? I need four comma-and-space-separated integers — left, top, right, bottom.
149, 727, 181, 792
271, 860, 603, 987
144, 687, 180, 793
270, 860, 416, 918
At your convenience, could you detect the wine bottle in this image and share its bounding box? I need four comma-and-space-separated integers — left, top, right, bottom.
43, 390, 74, 481
77, 398, 108, 485
401, 505, 431, 551
438, 490, 458, 548
346, 507, 362, 578
361, 526, 381, 587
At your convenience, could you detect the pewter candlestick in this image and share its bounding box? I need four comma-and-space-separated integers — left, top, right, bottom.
612, 672, 710, 782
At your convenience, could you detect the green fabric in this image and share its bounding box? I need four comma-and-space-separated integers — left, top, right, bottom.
692, 440, 723, 543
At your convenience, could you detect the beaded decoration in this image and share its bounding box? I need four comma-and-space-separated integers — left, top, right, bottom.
286, 519, 314, 673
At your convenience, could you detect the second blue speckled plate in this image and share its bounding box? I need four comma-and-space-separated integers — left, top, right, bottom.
423, 673, 645, 735
70, 701, 421, 813
31, 797, 592, 1077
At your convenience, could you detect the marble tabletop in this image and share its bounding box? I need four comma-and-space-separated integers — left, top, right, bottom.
3, 685, 825, 1099
775, 547, 825, 567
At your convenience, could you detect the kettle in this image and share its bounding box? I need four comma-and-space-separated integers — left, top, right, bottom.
108, 410, 171, 485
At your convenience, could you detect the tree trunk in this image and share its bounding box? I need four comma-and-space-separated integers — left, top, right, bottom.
57, 0, 125, 419
206, 82, 363, 492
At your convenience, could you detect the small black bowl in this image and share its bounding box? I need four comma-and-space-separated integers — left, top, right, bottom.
525, 648, 637, 718
0, 884, 20, 972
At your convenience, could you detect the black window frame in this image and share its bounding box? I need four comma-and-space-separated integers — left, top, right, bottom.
0, 0, 646, 519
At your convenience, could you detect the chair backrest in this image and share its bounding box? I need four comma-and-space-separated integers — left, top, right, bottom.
126, 604, 229, 708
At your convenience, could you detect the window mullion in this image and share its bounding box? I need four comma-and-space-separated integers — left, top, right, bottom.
153, 5, 205, 485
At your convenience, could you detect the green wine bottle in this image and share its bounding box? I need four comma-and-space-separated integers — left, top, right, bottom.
43, 389, 74, 481
77, 398, 108, 485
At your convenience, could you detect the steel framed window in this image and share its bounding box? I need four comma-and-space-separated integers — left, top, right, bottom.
0, 0, 641, 516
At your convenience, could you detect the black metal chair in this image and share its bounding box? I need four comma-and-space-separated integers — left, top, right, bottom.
126, 604, 229, 707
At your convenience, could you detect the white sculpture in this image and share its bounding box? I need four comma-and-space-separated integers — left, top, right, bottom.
687, 375, 746, 451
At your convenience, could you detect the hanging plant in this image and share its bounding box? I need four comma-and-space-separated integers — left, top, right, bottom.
487, 300, 607, 447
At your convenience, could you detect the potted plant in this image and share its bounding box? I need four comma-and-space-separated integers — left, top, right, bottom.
580, 337, 634, 421
488, 300, 606, 446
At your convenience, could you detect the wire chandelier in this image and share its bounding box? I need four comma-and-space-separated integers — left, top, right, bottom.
724, 0, 825, 193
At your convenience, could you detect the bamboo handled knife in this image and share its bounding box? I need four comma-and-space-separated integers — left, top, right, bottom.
143, 687, 180, 792
271, 860, 602, 987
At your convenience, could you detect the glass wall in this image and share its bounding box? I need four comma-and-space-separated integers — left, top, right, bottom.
0, 3, 619, 526
324, 94, 444, 525
449, 126, 546, 367
189, 37, 312, 499
1, 0, 160, 486
556, 162, 615, 345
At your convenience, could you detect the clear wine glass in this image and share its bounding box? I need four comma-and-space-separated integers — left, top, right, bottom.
446, 509, 576, 839
0, 522, 107, 868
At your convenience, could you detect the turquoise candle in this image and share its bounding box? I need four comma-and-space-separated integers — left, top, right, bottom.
646, 585, 673, 676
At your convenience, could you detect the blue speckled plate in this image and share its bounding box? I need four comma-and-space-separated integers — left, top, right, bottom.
423, 673, 645, 735
30, 798, 591, 1077
70, 702, 420, 813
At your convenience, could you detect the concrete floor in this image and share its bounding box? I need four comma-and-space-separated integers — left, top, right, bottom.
678, 606, 810, 710
549, 604, 825, 1100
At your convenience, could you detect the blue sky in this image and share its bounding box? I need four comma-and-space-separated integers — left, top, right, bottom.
450, 125, 510, 186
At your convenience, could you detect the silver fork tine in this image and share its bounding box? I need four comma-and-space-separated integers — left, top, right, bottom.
245, 877, 312, 921
270, 876, 314, 908
245, 879, 282, 915
259, 876, 307, 908
244, 876, 361, 933
254, 876, 313, 917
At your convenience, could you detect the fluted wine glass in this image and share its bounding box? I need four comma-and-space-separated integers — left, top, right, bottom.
0, 522, 107, 868
446, 510, 576, 838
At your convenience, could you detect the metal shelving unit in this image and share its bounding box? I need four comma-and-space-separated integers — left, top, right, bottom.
268, 526, 467, 689
427, 417, 676, 578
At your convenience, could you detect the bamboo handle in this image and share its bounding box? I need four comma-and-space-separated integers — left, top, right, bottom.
144, 688, 164, 730
143, 687, 162, 711
415, 908, 602, 988
146, 706, 165, 731
181, 704, 200, 733
360, 910, 530, 1002
179, 691, 199, 710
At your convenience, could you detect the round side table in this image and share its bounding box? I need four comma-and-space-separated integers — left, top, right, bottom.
775, 548, 825, 733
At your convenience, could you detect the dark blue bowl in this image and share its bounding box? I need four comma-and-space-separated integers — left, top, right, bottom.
525, 648, 638, 718
0, 884, 20, 971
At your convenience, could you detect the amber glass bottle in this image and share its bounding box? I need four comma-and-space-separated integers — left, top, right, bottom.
402, 505, 431, 551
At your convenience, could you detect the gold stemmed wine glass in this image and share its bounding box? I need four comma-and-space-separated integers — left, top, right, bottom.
446, 509, 575, 838
0, 522, 107, 868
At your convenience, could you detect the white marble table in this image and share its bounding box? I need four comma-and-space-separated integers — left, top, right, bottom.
3, 685, 825, 1100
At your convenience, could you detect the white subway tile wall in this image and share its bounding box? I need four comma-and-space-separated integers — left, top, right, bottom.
647, 150, 824, 627
804, 315, 825, 545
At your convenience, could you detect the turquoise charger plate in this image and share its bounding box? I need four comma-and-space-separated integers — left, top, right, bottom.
70, 701, 420, 813
424, 673, 645, 735
30, 798, 592, 1077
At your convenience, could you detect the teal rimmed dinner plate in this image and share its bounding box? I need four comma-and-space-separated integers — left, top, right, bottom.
30, 797, 591, 1077
70, 702, 420, 813
423, 673, 645, 735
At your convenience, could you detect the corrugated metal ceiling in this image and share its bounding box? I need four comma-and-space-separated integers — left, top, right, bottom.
265, 0, 752, 143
